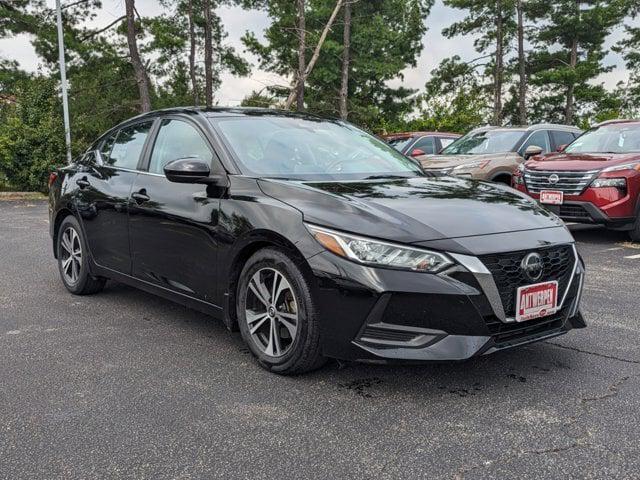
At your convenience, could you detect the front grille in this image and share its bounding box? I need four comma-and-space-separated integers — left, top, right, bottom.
485, 308, 567, 347
479, 246, 575, 317
523, 169, 598, 195
559, 204, 592, 220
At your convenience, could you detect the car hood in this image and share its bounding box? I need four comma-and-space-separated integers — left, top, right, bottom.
418, 152, 515, 169
526, 152, 640, 171
258, 176, 563, 244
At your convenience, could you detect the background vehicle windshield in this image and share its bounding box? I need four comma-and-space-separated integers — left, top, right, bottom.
565, 124, 640, 154
211, 116, 423, 180
441, 130, 524, 155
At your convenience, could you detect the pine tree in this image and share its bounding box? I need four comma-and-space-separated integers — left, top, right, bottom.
527, 0, 627, 125
442, 0, 517, 125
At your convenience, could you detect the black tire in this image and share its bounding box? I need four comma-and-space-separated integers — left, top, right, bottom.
236, 247, 326, 375
56, 216, 106, 295
629, 218, 640, 242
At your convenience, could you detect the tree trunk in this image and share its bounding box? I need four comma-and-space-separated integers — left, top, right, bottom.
204, 0, 213, 108
285, 0, 344, 109
339, 0, 351, 120
124, 0, 151, 112
517, 0, 526, 125
493, 0, 503, 125
188, 0, 198, 106
296, 0, 306, 111
565, 38, 578, 125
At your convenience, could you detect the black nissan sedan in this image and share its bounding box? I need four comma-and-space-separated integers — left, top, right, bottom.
49, 108, 586, 374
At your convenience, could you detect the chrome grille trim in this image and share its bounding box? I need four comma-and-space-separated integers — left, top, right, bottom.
523, 169, 599, 195
451, 244, 579, 324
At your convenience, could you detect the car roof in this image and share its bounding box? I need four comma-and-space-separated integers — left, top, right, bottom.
467, 123, 582, 135
594, 119, 640, 127
382, 131, 461, 139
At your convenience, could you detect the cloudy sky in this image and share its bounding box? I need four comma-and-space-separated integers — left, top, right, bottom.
0, 0, 633, 105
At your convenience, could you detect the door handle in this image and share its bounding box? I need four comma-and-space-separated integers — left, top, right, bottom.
131, 189, 150, 204
76, 177, 90, 189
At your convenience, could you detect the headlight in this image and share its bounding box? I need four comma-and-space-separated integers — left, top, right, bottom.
601, 162, 640, 173
452, 160, 490, 172
305, 224, 454, 273
590, 178, 627, 188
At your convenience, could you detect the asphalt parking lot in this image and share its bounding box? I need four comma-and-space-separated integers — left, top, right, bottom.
1, 200, 639, 480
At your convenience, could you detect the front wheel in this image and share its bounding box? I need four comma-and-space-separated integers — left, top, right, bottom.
236, 248, 326, 375
629, 219, 640, 242
57, 216, 106, 295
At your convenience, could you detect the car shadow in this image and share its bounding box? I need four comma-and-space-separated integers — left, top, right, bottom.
97, 281, 585, 400
568, 224, 630, 245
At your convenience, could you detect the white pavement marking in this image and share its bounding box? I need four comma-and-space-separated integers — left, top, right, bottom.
624, 254, 640, 259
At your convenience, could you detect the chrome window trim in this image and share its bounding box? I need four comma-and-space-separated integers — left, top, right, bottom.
450, 244, 580, 324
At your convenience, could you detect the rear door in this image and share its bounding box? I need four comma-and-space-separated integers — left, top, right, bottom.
128, 116, 224, 304
75, 121, 153, 273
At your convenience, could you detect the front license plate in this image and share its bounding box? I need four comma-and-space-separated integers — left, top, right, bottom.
515, 281, 559, 322
540, 190, 564, 205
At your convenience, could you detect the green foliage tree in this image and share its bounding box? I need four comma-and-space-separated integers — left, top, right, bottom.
526, 0, 627, 125
0, 77, 65, 191
243, 0, 433, 130
443, 0, 517, 125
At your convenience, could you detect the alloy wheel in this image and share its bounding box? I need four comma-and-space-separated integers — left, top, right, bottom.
245, 267, 299, 358
60, 227, 82, 285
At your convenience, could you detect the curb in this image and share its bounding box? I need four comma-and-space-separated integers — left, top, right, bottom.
0, 192, 47, 201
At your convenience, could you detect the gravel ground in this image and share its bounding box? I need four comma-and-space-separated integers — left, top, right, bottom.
1, 200, 639, 480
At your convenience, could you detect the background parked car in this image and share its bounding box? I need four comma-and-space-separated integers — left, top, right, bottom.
383, 131, 461, 158
513, 119, 640, 241
417, 124, 582, 184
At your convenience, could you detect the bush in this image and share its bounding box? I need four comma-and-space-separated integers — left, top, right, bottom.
0, 77, 66, 192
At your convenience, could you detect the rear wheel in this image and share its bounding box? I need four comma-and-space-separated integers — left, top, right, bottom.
57, 216, 106, 295
236, 248, 325, 375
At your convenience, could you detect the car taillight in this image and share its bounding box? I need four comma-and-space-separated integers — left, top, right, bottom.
48, 172, 58, 188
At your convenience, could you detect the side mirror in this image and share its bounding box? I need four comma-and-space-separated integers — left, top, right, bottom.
556, 144, 568, 152
410, 148, 425, 157
524, 145, 543, 160
164, 157, 226, 186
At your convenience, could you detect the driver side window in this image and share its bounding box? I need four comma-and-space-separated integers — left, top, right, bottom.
149, 119, 214, 174
520, 130, 550, 155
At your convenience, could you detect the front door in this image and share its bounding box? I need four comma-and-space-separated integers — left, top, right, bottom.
74, 121, 153, 273
128, 117, 222, 304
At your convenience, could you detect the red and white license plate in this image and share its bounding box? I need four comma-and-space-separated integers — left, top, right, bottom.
540, 190, 564, 205
515, 281, 559, 322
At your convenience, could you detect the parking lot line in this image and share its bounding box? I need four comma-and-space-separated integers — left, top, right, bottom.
624, 253, 640, 259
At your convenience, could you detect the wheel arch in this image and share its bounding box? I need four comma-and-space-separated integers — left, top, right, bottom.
52, 208, 76, 259
223, 229, 314, 332
490, 171, 514, 185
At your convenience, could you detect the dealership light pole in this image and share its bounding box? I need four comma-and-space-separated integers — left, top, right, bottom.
55, 0, 72, 163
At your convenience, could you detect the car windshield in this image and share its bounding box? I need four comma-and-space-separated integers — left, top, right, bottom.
387, 137, 413, 152
564, 123, 640, 154
211, 115, 424, 181
441, 130, 524, 155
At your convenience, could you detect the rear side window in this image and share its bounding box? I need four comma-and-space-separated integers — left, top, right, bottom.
439, 137, 456, 149
551, 130, 577, 150
148, 119, 213, 174
103, 121, 153, 170
413, 136, 435, 155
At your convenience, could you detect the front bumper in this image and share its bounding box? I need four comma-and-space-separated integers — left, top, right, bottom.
307, 242, 585, 362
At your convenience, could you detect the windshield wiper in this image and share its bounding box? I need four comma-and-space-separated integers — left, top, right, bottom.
363, 174, 411, 180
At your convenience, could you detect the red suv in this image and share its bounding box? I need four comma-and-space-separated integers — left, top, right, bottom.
513, 119, 640, 241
